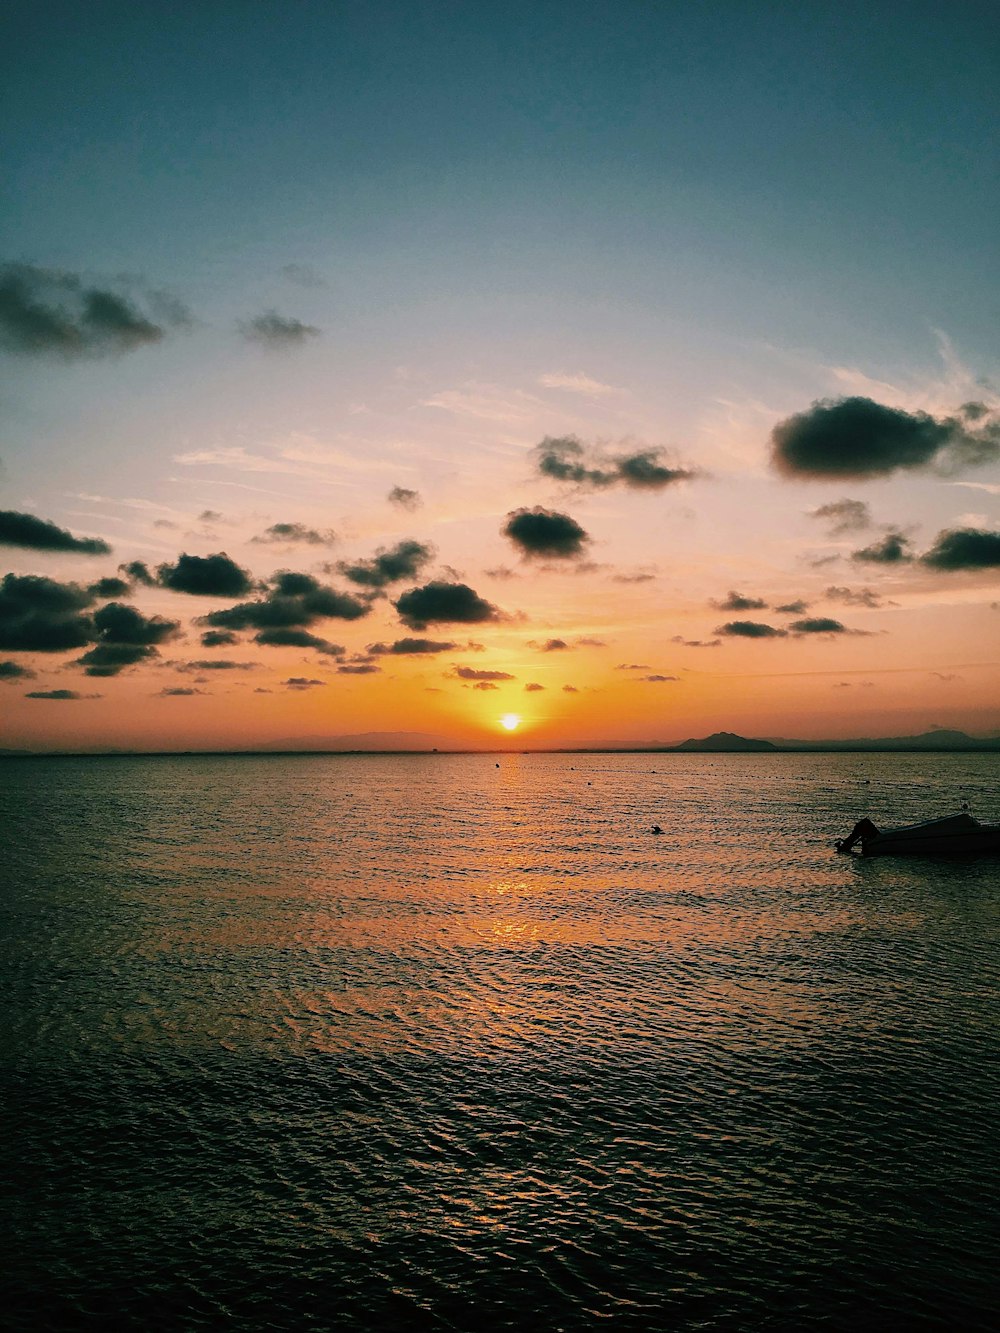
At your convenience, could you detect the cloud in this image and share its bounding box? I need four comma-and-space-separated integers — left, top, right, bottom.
773, 600, 809, 614
157, 552, 255, 597
119, 560, 156, 586
200, 629, 240, 647
562, 684, 579, 693
201, 573, 369, 642
643, 674, 679, 683
366, 637, 458, 655
452, 666, 515, 681
88, 577, 131, 599
503, 507, 589, 560
74, 643, 160, 676
0, 573, 96, 651
281, 263, 326, 288
25, 689, 99, 700
577, 637, 606, 648
922, 527, 1000, 570
851, 532, 913, 564
283, 677, 325, 689
537, 372, 619, 397
199, 510, 224, 524
92, 602, 179, 646
176, 659, 257, 672
0, 263, 186, 358
611, 570, 657, 584
394, 582, 501, 631
159, 687, 206, 697
670, 636, 720, 648
524, 682, 545, 691
810, 498, 872, 535
337, 664, 380, 675
252, 522, 337, 547
771, 397, 1000, 479
534, 436, 696, 491
715, 620, 788, 638
824, 586, 883, 608
338, 539, 434, 588
534, 638, 569, 652
254, 627, 344, 655
712, 590, 767, 612
617, 663, 650, 670
240, 311, 321, 348
472, 681, 498, 690
788, 617, 850, 635
0, 509, 111, 555
388, 486, 422, 511
1, 659, 35, 680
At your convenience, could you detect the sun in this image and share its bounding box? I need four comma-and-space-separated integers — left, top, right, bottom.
499, 713, 521, 731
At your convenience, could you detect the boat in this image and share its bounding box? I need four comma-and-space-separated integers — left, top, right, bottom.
836, 811, 1000, 857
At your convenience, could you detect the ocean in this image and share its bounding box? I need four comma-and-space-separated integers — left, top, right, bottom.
1, 752, 997, 1331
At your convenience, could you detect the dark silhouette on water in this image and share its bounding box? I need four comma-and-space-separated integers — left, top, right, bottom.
837, 812, 1000, 857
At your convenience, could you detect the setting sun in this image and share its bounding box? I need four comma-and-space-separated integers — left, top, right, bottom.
500, 714, 521, 732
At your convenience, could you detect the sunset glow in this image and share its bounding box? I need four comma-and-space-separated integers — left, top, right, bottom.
500, 715, 521, 732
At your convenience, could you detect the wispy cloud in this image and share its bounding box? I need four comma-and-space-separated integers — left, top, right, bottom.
538, 372, 621, 398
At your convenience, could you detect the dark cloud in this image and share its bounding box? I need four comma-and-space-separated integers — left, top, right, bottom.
88, 576, 131, 599
643, 674, 679, 683
254, 627, 344, 655
484, 565, 519, 581
825, 586, 883, 608
503, 507, 589, 560
0, 263, 185, 358
524, 682, 544, 691
176, 659, 257, 672
789, 617, 849, 635
388, 486, 422, 511
338, 540, 434, 588
159, 687, 206, 697
576, 636, 607, 648
1, 659, 35, 680
712, 590, 767, 612
670, 636, 720, 648
119, 560, 156, 586
810, 498, 872, 535
771, 397, 1000, 479
394, 582, 501, 631
611, 570, 657, 584
199, 510, 224, 524
0, 573, 96, 651
93, 602, 179, 646
157, 552, 255, 597
283, 677, 325, 689
240, 311, 321, 348
74, 643, 160, 676
366, 637, 458, 655
153, 519, 178, 530
535, 638, 569, 652
252, 522, 337, 547
337, 664, 380, 675
562, 684, 579, 693
773, 600, 809, 614
922, 528, 1000, 570
0, 509, 111, 555
715, 621, 788, 638
852, 532, 912, 564
535, 436, 696, 491
452, 666, 515, 681
617, 663, 650, 670
471, 681, 498, 690
200, 629, 240, 648
25, 689, 97, 700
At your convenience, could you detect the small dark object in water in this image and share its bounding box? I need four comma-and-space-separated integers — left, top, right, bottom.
837, 812, 1000, 857
651, 825, 663, 835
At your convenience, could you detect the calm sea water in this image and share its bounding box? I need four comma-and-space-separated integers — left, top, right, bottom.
1, 752, 997, 1331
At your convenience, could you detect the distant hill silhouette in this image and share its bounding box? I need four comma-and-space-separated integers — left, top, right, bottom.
673, 731, 777, 752
762, 728, 1000, 752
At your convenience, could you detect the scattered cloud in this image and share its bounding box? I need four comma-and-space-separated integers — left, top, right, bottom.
252, 522, 337, 547
471, 680, 498, 690
388, 486, 422, 511
337, 664, 380, 674
281, 263, 326, 288
119, 560, 156, 586
0, 509, 111, 555
824, 586, 883, 608
88, 576, 131, 599
531, 638, 570, 652
562, 684, 579, 693
0, 263, 186, 358
788, 617, 851, 635
576, 636, 607, 648
711, 590, 767, 612
810, 498, 872, 535
535, 435, 696, 491
157, 552, 255, 597
773, 600, 809, 615
74, 643, 160, 676
851, 532, 913, 564
771, 397, 1000, 479
503, 507, 590, 560
200, 629, 240, 647
715, 620, 788, 638
25, 689, 100, 700
0, 574, 96, 652
451, 666, 515, 681
524, 682, 545, 691
670, 636, 720, 648
283, 677, 325, 689
175, 659, 257, 672
254, 628, 344, 655
394, 581, 502, 631
159, 687, 206, 697
922, 528, 1000, 570
338, 539, 434, 588
0, 659, 35, 680
240, 311, 321, 348
367, 637, 458, 655
643, 674, 679, 683
537, 372, 620, 397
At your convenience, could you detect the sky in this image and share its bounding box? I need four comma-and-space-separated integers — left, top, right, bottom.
1, 0, 998, 751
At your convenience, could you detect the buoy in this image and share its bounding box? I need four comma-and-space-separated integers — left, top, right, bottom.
651, 825, 663, 835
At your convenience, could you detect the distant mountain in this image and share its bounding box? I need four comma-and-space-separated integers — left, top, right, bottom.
256, 731, 468, 752
673, 731, 777, 752
762, 729, 1000, 751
